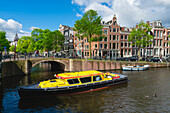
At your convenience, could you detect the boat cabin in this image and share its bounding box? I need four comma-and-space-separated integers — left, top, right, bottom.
39, 70, 119, 88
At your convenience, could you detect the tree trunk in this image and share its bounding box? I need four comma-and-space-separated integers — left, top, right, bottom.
89, 36, 92, 59
138, 48, 140, 61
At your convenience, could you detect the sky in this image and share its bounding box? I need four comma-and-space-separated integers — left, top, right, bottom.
0, 0, 170, 41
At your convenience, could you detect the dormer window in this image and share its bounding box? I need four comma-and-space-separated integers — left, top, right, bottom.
113, 21, 116, 26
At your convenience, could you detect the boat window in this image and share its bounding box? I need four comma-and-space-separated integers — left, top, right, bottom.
93, 76, 102, 81
50, 80, 56, 82
80, 77, 91, 83
67, 79, 79, 84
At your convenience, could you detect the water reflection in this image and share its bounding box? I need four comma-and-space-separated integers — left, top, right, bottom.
1, 65, 170, 112
18, 83, 128, 113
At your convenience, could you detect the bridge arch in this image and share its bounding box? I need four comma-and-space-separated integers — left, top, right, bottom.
31, 60, 69, 71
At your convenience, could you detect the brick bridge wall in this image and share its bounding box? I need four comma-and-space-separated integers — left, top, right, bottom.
1, 59, 170, 78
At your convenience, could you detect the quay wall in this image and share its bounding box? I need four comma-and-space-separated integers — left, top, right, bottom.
1, 61, 25, 78
1, 59, 170, 78
71, 60, 170, 71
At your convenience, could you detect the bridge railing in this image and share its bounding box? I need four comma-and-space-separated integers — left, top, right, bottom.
1, 54, 70, 62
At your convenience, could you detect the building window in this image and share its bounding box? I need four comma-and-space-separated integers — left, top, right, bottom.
110, 35, 112, 40
125, 49, 127, 55
129, 42, 131, 47
157, 30, 159, 37
117, 35, 119, 41
121, 35, 123, 39
109, 27, 112, 32
95, 44, 97, 49
110, 43, 111, 49
160, 31, 163, 37
157, 40, 159, 46
100, 44, 103, 49
113, 43, 116, 49
104, 37, 107, 42
164, 37, 166, 40
125, 35, 127, 39
104, 44, 108, 49
154, 30, 156, 37
154, 48, 158, 55
167, 37, 169, 41
104, 29, 108, 35
154, 39, 156, 46
167, 43, 169, 47
85, 45, 86, 50
160, 40, 162, 46
125, 41, 127, 47
164, 43, 166, 47
113, 35, 116, 40
87, 45, 89, 49
151, 49, 153, 56
117, 43, 119, 49
117, 28, 119, 32
113, 22, 116, 25
113, 28, 116, 32
87, 52, 89, 56
121, 41, 123, 47
129, 49, 131, 55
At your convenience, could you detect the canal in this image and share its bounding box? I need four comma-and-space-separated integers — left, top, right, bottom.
0, 63, 170, 112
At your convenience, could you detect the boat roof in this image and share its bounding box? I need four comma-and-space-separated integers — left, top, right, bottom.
55, 70, 104, 79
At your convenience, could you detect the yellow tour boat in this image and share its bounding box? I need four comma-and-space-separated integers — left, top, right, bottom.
18, 70, 128, 98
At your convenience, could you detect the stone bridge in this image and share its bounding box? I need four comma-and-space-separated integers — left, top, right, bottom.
1, 58, 170, 78
1, 58, 73, 77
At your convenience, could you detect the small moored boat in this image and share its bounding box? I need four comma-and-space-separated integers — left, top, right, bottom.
18, 70, 128, 98
122, 65, 149, 71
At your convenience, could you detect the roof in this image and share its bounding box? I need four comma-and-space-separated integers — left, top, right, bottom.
55, 70, 103, 79
14, 33, 19, 41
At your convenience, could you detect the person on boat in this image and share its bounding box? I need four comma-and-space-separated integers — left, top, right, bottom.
106, 75, 112, 78
96, 76, 100, 81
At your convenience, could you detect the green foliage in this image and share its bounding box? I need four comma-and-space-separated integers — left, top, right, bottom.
9, 45, 16, 52
74, 9, 104, 58
30, 28, 65, 52
128, 20, 153, 48
128, 20, 153, 59
0, 31, 10, 51
17, 36, 34, 53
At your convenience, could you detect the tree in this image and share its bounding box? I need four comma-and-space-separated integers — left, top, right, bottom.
50, 30, 65, 52
17, 36, 34, 53
128, 20, 153, 60
31, 29, 65, 55
31, 29, 45, 51
74, 9, 104, 58
9, 45, 16, 52
0, 31, 10, 52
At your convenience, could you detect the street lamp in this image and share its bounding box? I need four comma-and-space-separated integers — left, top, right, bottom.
0, 44, 2, 62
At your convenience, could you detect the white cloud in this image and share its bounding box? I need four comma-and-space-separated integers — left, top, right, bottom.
29, 26, 39, 31
72, 0, 170, 27
76, 13, 83, 17
0, 18, 31, 41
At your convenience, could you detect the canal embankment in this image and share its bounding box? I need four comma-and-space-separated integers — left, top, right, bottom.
1, 59, 170, 78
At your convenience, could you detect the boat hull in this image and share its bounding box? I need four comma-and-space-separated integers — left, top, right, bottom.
122, 65, 149, 71
18, 74, 128, 98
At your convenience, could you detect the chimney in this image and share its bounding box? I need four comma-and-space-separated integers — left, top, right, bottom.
102, 21, 105, 24
122, 27, 125, 31
146, 21, 150, 25
136, 25, 138, 28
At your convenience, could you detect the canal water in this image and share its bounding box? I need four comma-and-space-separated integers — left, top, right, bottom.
0, 63, 170, 112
